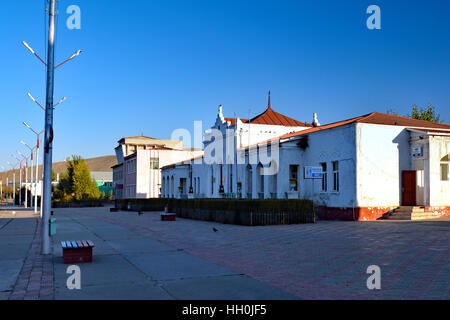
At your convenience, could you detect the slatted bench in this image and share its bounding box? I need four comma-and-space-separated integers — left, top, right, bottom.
61, 240, 95, 264
161, 212, 176, 221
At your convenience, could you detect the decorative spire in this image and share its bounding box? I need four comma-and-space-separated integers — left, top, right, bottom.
268, 91, 271, 109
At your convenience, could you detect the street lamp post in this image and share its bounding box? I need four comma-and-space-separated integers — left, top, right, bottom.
21, 141, 36, 211
12, 155, 22, 206
1, 166, 7, 206
17, 151, 30, 208
0, 165, 4, 206
6, 161, 16, 206
23, 0, 82, 254
23, 122, 43, 215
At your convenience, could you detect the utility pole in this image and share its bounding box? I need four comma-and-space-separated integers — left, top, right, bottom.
42, 0, 57, 255
22, 1, 81, 252
23, 123, 43, 214
17, 151, 29, 208
12, 156, 22, 206
0, 166, 4, 206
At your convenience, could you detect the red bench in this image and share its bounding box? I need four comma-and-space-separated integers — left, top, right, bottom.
61, 240, 95, 264
161, 213, 176, 221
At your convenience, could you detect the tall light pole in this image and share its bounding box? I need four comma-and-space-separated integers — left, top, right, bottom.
12, 155, 22, 206
23, 0, 81, 254
1, 166, 8, 206
21, 141, 36, 211
0, 165, 4, 206
23, 122, 43, 215
41, 0, 57, 254
17, 151, 30, 208
6, 161, 16, 206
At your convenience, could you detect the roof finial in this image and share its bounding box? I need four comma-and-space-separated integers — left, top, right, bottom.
268, 90, 271, 109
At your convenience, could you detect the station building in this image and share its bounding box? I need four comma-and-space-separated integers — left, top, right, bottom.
161, 95, 450, 220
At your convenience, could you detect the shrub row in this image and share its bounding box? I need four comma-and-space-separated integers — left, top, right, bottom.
52, 200, 105, 208
115, 198, 315, 225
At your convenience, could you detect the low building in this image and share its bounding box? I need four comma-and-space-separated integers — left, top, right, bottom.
112, 136, 203, 199
161, 94, 450, 220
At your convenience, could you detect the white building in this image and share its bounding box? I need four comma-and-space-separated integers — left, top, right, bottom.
113, 136, 203, 199
161, 95, 450, 220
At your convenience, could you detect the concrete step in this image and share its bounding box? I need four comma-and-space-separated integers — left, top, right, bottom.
411, 213, 441, 220
386, 215, 411, 220
394, 207, 425, 214
391, 212, 412, 217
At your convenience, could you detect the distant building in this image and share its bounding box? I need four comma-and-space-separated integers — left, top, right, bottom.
112, 136, 203, 199
92, 171, 113, 197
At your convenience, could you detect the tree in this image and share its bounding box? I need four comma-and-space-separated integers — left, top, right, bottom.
410, 103, 442, 123
386, 104, 443, 123
386, 108, 399, 116
54, 155, 100, 202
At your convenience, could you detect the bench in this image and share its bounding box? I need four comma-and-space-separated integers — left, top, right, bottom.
161, 212, 176, 221
61, 240, 95, 264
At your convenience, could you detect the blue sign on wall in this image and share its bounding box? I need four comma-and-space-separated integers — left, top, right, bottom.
304, 166, 323, 179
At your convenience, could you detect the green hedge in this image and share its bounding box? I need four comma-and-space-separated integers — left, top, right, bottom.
115, 198, 315, 225
52, 200, 105, 208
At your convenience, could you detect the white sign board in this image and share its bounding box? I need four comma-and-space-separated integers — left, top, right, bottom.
304, 166, 323, 179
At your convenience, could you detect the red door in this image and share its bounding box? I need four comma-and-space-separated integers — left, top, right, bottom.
401, 171, 416, 206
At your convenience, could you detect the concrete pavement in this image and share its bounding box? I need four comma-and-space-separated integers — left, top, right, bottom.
50, 211, 296, 299
1, 206, 449, 300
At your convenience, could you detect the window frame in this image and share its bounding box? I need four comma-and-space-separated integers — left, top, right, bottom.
320, 162, 327, 192
332, 161, 339, 192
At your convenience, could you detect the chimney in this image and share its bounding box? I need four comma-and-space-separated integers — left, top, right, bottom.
312, 112, 320, 127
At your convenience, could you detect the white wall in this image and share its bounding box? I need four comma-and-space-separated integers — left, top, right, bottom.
428, 135, 450, 206
278, 123, 357, 207
356, 123, 411, 208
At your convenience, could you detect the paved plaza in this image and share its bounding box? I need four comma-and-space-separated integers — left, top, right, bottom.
0, 206, 449, 300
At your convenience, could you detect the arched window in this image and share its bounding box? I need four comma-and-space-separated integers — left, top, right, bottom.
246, 164, 252, 197
269, 160, 278, 198
171, 176, 174, 198
211, 167, 214, 195
257, 163, 264, 198
441, 154, 449, 181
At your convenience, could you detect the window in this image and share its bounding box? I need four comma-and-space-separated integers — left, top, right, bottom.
211, 168, 214, 194
127, 159, 136, 174
332, 161, 339, 192
229, 165, 233, 193
441, 154, 449, 181
289, 165, 298, 191
320, 162, 327, 192
150, 157, 159, 170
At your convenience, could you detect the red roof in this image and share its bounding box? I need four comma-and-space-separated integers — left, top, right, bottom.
358, 112, 450, 129
280, 112, 450, 140
224, 107, 311, 127
410, 128, 450, 135
247, 106, 313, 127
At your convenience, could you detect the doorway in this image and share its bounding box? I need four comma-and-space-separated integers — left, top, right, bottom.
401, 170, 416, 206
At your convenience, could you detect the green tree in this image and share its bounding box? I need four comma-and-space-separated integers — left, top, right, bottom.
410, 103, 442, 123
54, 155, 100, 202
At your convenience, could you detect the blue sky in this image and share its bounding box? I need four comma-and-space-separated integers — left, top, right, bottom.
1, 0, 449, 167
